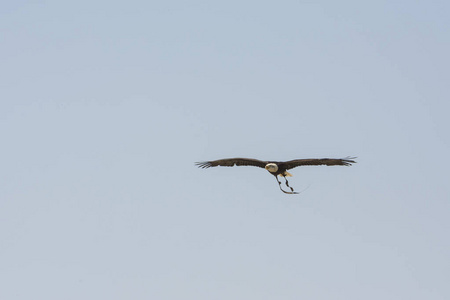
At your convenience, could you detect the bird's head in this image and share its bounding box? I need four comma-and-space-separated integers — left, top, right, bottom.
265, 163, 278, 173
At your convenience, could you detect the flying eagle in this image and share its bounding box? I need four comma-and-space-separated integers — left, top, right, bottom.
196, 157, 356, 194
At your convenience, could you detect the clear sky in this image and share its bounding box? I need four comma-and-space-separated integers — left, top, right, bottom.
1, 1, 449, 299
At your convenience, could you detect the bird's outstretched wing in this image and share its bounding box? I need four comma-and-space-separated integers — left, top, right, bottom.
282, 157, 356, 170
195, 158, 268, 169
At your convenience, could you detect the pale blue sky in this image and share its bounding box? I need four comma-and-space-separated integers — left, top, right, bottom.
1, 1, 449, 299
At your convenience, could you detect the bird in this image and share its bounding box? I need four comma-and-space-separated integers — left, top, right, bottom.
195, 157, 356, 194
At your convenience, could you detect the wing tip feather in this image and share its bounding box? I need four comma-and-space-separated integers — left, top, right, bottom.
342, 156, 357, 166
195, 161, 212, 169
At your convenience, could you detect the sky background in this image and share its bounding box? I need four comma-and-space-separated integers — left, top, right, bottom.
1, 1, 449, 299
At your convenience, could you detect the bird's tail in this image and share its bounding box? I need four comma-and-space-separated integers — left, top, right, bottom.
279, 171, 293, 177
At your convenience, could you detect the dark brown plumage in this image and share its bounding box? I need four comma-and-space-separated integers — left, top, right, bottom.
195, 157, 356, 194
195, 158, 267, 169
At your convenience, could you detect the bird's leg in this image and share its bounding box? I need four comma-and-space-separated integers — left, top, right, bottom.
274, 176, 298, 194
283, 176, 295, 192
275, 176, 283, 188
